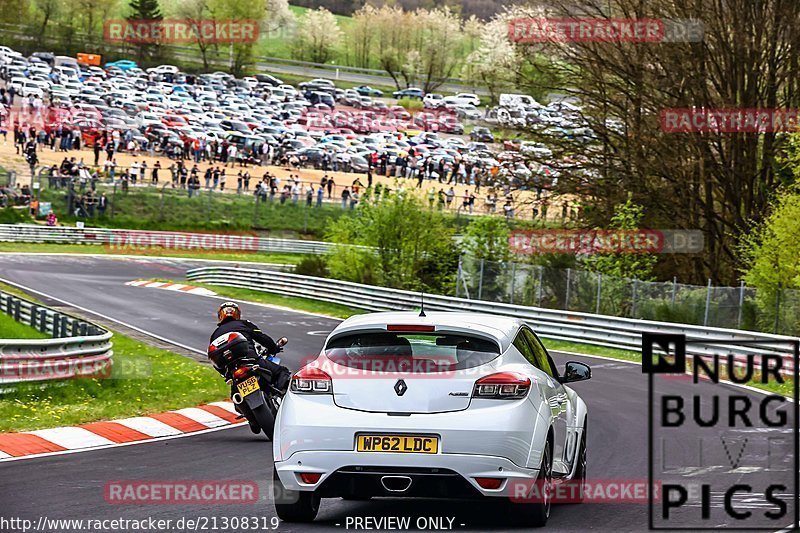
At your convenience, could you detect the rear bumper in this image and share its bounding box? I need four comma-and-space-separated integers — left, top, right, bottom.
274, 450, 539, 498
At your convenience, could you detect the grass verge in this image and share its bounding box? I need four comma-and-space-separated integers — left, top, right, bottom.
194, 282, 362, 319
0, 312, 49, 339
0, 242, 305, 265
38, 188, 347, 239
0, 329, 227, 432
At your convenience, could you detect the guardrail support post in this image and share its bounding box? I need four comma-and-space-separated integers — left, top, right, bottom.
736, 281, 744, 329
671, 277, 677, 309
703, 278, 712, 326
455, 256, 463, 298
509, 262, 517, 304
565, 268, 572, 310
537, 266, 543, 307
39, 309, 48, 334
477, 259, 485, 300
13, 299, 20, 321
631, 279, 638, 318
71, 320, 78, 337
60, 315, 68, 338
595, 273, 602, 314
29, 304, 37, 327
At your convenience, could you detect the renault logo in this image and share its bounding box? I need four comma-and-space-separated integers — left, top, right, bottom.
394, 379, 407, 396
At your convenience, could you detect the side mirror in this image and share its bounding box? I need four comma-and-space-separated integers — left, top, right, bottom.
561, 361, 591, 383
277, 337, 288, 347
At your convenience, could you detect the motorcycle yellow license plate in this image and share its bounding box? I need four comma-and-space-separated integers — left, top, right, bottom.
356, 435, 438, 454
237, 376, 260, 397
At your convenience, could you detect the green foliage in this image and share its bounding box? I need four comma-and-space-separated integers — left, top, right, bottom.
739, 186, 800, 333
128, 0, 161, 20
39, 186, 344, 238
462, 216, 510, 261
397, 98, 424, 111
740, 187, 800, 290
293, 254, 329, 277
325, 191, 458, 293
0, 311, 50, 339
583, 195, 657, 281
0, 207, 33, 224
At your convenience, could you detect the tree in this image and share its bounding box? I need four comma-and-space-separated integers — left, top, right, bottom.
209, 0, 266, 75
583, 196, 657, 281
462, 17, 518, 103
265, 0, 294, 34
325, 192, 458, 293
291, 7, 342, 64
462, 216, 511, 261
128, 0, 163, 62
506, 0, 800, 285
576, 196, 658, 317
739, 187, 800, 332
350, 5, 472, 91
174, 0, 213, 69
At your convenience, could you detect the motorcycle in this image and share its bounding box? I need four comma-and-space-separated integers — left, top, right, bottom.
207, 332, 287, 439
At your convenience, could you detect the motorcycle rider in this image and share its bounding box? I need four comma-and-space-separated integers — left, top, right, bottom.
210, 301, 292, 394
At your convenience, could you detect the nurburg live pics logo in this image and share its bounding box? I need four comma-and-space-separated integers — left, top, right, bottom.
642, 332, 799, 530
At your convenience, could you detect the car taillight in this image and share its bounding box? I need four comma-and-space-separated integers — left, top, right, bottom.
474, 477, 504, 490
291, 366, 332, 394
299, 472, 322, 484
472, 372, 531, 400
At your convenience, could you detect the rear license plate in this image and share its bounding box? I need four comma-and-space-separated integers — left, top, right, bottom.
237, 376, 260, 397
356, 434, 438, 454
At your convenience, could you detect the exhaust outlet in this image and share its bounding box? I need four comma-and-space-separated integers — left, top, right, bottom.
380, 475, 413, 493
231, 392, 244, 405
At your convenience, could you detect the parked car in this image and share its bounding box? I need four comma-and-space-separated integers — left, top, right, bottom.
354, 85, 384, 97
393, 87, 425, 100
470, 127, 495, 143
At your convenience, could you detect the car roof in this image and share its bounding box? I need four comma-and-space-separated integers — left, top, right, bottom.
330, 311, 523, 350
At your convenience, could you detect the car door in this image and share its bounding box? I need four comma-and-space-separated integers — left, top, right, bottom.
518, 327, 570, 475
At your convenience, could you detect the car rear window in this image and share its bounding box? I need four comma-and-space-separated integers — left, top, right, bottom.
324, 332, 500, 373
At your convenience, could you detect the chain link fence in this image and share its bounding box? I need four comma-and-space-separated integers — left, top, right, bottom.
456, 256, 800, 336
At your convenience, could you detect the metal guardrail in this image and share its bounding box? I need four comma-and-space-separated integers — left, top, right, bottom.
0, 290, 113, 383
186, 266, 798, 373
0, 224, 334, 255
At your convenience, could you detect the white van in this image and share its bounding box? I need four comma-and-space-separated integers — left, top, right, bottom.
499, 93, 540, 109
54, 55, 80, 70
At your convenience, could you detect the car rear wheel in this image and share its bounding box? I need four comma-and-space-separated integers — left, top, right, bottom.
527, 440, 553, 527
574, 423, 587, 503
272, 468, 320, 522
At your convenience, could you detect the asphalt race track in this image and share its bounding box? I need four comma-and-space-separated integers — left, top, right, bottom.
0, 254, 795, 532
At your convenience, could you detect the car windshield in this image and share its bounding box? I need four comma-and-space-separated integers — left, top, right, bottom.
324, 331, 500, 373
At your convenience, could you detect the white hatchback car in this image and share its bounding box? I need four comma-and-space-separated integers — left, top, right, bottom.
272, 311, 591, 526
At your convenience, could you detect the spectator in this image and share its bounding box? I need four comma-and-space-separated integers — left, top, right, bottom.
341, 186, 350, 209
316, 183, 324, 207
305, 184, 314, 206
98, 193, 108, 216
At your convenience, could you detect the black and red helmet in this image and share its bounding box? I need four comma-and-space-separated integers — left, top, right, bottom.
217, 301, 241, 324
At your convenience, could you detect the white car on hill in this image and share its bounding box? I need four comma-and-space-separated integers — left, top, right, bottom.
272, 311, 591, 526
